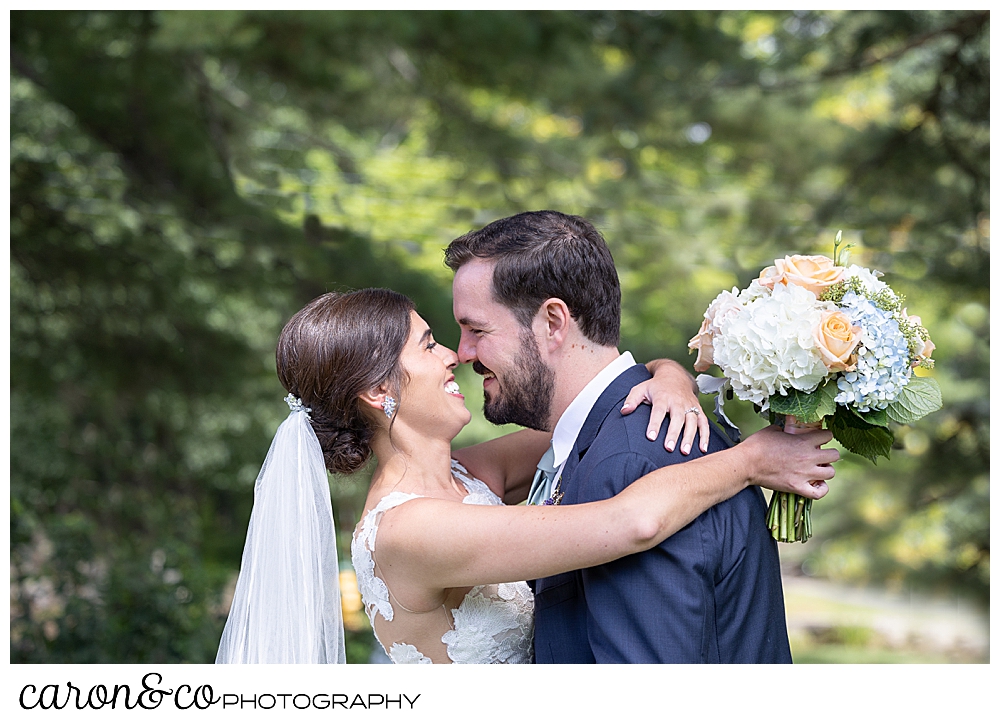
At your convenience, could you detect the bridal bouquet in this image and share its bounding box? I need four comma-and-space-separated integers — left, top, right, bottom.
688, 233, 942, 542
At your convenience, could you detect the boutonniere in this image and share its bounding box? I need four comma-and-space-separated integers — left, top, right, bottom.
542, 474, 564, 506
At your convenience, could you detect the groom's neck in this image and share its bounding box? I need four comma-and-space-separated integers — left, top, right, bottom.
547, 343, 622, 429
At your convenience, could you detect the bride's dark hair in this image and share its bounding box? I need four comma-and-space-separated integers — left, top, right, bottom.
276, 288, 414, 474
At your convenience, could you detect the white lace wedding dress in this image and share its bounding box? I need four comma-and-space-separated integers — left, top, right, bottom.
351, 460, 534, 664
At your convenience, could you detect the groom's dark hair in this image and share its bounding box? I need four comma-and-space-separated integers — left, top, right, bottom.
444, 210, 621, 347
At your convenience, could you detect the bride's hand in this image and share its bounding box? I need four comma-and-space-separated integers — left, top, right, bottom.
740, 425, 838, 499
622, 358, 710, 454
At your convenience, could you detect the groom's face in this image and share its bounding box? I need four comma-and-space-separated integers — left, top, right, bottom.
452, 258, 555, 432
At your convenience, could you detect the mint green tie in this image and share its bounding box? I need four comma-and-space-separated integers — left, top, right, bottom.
527, 443, 557, 506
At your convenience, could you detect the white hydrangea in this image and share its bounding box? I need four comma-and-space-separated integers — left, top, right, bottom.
713, 282, 832, 409
843, 264, 889, 295
704, 287, 743, 333
738, 278, 772, 303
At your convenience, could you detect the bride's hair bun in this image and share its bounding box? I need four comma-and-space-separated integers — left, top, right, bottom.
310, 418, 373, 476
276, 289, 413, 475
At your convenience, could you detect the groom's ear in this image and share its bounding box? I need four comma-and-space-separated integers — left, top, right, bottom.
537, 298, 572, 352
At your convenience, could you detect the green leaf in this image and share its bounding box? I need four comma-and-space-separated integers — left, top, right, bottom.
885, 377, 944, 425
768, 388, 815, 419
830, 406, 894, 463
813, 380, 839, 420
769, 381, 837, 424
856, 406, 890, 427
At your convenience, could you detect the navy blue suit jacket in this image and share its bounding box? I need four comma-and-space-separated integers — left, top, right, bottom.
532, 365, 792, 663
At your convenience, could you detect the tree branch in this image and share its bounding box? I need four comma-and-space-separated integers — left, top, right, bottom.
714, 11, 989, 93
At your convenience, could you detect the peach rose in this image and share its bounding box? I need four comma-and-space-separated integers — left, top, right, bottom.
756, 264, 784, 291
758, 255, 845, 296
688, 317, 715, 372
813, 309, 861, 372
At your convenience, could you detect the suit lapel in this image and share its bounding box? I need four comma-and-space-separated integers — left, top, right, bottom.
558, 364, 650, 504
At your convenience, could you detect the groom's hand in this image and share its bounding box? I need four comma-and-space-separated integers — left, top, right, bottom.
742, 425, 839, 499
624, 358, 710, 455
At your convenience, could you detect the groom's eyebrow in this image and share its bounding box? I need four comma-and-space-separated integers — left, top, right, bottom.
456, 316, 487, 328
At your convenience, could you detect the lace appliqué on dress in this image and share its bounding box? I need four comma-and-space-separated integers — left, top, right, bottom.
388, 642, 433, 664
351, 460, 534, 664
450, 459, 502, 506
351, 491, 419, 624
441, 581, 534, 664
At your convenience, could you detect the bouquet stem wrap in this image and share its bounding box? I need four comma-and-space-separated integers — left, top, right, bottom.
767, 415, 820, 543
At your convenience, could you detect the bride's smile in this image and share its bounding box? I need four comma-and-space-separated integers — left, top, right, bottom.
392, 311, 472, 441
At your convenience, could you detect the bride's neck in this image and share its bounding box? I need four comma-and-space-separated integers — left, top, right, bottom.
368, 422, 458, 496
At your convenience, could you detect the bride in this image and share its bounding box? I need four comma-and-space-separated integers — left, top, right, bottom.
217, 288, 835, 664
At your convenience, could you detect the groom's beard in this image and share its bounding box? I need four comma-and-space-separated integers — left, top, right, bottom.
477, 332, 555, 432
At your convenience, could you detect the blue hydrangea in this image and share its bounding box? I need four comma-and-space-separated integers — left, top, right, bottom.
835, 292, 912, 412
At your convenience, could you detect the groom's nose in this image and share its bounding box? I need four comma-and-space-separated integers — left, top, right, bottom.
457, 330, 477, 365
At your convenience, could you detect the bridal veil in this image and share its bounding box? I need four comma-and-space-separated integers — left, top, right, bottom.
216, 395, 346, 663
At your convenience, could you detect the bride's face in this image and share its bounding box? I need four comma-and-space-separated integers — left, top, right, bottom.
394, 311, 472, 437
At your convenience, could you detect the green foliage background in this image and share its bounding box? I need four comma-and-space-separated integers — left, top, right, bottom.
10, 10, 988, 663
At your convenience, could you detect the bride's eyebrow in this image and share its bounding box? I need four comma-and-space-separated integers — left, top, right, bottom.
418, 329, 433, 345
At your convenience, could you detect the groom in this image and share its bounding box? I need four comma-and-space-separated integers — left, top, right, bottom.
445, 210, 833, 663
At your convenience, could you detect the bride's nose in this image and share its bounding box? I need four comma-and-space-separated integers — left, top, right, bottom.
439, 344, 459, 370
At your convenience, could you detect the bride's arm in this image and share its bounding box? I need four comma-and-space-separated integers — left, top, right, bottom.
451, 429, 549, 504
452, 357, 705, 504
624, 358, 711, 455
379, 426, 837, 597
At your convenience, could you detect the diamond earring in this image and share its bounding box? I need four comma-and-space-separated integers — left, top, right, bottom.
381, 396, 397, 418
